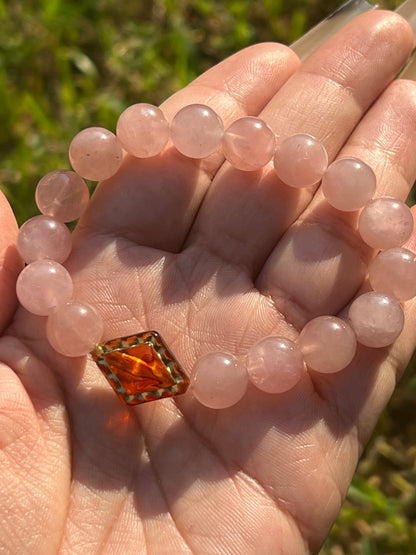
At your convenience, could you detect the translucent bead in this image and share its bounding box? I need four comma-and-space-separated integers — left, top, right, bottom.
298, 316, 357, 373
46, 301, 104, 357
35, 170, 90, 222
222, 117, 275, 171
246, 336, 304, 393
348, 292, 404, 348
322, 157, 376, 211
69, 127, 123, 181
16, 260, 73, 316
358, 197, 414, 249
369, 247, 416, 301
17, 215, 72, 264
190, 352, 248, 409
116, 103, 169, 158
274, 134, 328, 188
170, 104, 224, 159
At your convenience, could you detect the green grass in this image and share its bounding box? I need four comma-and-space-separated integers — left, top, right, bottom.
1, 1, 414, 552
322, 358, 416, 553
0, 0, 343, 222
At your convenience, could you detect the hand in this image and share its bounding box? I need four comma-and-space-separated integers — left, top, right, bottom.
1, 10, 415, 554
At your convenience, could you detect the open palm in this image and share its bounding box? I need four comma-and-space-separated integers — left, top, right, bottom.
1, 11, 416, 554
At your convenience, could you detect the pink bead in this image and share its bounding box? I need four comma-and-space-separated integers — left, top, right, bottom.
274, 134, 328, 188
222, 117, 275, 171
116, 103, 169, 158
190, 352, 248, 409
17, 215, 72, 264
35, 170, 89, 222
246, 336, 304, 393
170, 104, 224, 158
46, 301, 104, 357
322, 157, 376, 211
358, 197, 414, 249
16, 260, 73, 316
348, 292, 404, 348
369, 248, 416, 301
298, 316, 356, 373
69, 127, 123, 181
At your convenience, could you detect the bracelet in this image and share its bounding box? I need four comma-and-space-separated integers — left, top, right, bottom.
15, 103, 416, 410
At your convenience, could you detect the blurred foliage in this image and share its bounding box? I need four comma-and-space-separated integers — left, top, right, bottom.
0, 0, 352, 222
0, 0, 414, 552
322, 358, 416, 554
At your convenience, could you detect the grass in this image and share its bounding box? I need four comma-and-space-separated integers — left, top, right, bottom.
1, 1, 414, 552
322, 359, 416, 553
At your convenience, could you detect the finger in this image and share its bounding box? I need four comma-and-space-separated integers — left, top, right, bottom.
77, 43, 300, 252
0, 193, 22, 332
0, 336, 70, 552
305, 206, 416, 452
258, 78, 416, 327
186, 11, 414, 274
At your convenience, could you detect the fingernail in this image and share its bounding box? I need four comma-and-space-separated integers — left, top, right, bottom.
291, 0, 376, 61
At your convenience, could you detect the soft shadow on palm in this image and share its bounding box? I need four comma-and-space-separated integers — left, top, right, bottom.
2, 214, 359, 555
62, 155, 348, 553
0, 158, 407, 554
1, 10, 416, 555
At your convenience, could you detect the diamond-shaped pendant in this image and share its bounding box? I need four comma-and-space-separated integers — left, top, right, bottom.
91, 331, 189, 405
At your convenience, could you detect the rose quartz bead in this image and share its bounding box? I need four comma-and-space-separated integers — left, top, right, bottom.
369, 248, 416, 302
246, 336, 304, 393
116, 103, 169, 158
170, 104, 224, 159
46, 301, 104, 357
322, 157, 376, 211
298, 316, 356, 373
222, 117, 275, 171
348, 292, 404, 348
190, 352, 248, 409
69, 127, 123, 181
16, 260, 73, 316
17, 215, 72, 264
35, 170, 90, 222
358, 197, 414, 249
274, 134, 328, 188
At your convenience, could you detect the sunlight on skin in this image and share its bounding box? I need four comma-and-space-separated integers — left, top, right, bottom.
0, 11, 416, 554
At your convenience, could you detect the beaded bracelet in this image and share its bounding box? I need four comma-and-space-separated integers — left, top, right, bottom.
15, 102, 416, 410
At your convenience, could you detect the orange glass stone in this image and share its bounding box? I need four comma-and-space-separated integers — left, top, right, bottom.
91, 331, 189, 405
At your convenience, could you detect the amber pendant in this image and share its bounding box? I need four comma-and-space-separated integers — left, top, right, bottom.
91, 331, 189, 406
